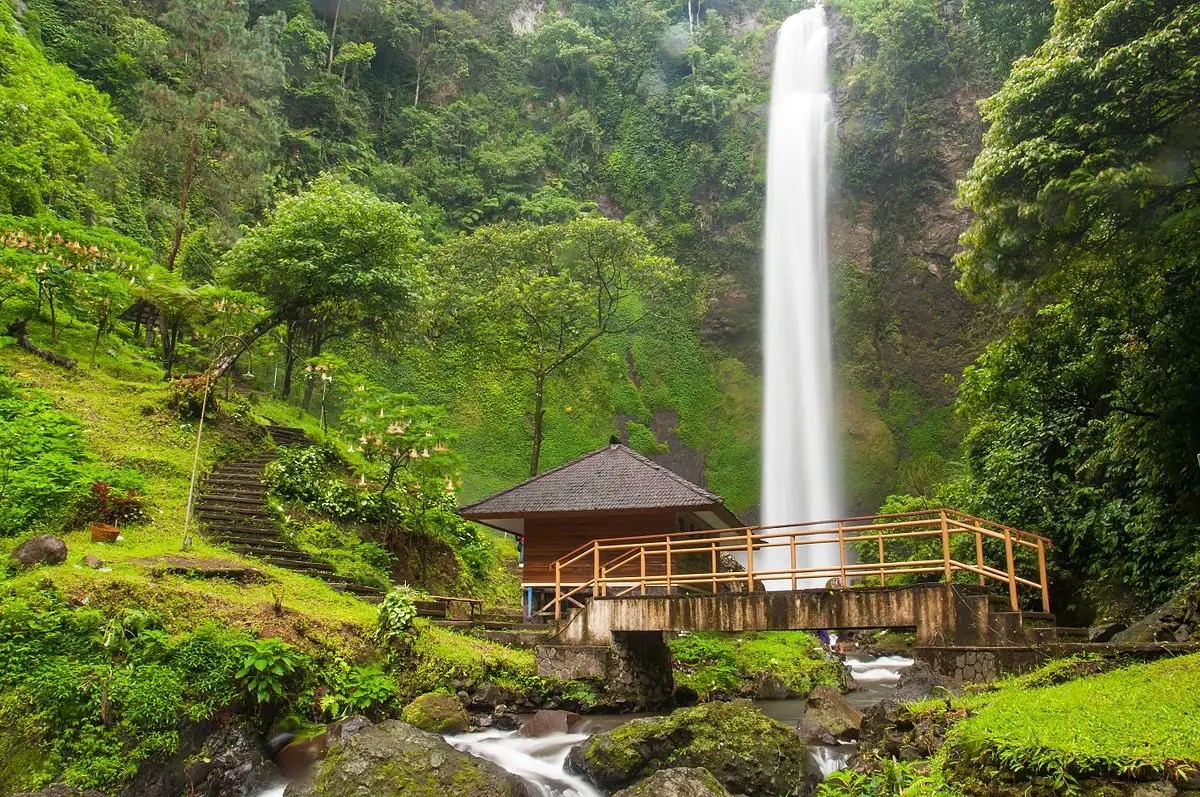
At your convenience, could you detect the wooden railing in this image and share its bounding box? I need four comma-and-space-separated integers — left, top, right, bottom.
542, 509, 1052, 620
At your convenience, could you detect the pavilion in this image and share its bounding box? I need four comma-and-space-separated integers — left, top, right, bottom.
458, 441, 743, 616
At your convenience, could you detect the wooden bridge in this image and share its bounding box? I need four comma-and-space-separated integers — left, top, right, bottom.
534, 510, 1060, 703
541, 508, 1051, 619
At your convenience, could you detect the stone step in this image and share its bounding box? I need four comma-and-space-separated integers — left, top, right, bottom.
210, 467, 268, 477
197, 503, 272, 519
198, 494, 266, 508
200, 520, 276, 535
1025, 627, 1059, 645
1021, 611, 1057, 627
330, 582, 387, 596
261, 557, 335, 574
216, 536, 291, 550
201, 480, 268, 493
1056, 626, 1090, 640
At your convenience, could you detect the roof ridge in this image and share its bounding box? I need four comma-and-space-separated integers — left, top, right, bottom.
456, 446, 612, 512
615, 445, 721, 503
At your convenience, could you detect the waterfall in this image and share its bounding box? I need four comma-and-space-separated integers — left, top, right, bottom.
760, 6, 840, 587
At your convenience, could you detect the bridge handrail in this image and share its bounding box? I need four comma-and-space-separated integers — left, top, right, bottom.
543, 508, 1052, 620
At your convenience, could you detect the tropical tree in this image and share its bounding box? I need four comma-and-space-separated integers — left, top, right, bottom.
216, 175, 426, 384
124, 0, 285, 271
435, 216, 679, 474
346, 388, 455, 494
953, 0, 1200, 603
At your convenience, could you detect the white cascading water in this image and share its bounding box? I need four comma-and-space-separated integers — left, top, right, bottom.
760, 6, 840, 587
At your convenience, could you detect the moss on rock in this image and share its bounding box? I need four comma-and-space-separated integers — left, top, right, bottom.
566, 700, 808, 796
613, 767, 732, 796
399, 692, 471, 733
288, 720, 526, 797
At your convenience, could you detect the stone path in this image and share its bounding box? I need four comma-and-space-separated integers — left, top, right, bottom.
197, 424, 385, 602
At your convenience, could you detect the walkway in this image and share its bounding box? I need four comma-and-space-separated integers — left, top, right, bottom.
196, 424, 384, 602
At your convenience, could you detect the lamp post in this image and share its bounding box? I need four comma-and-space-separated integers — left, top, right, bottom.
181, 334, 246, 551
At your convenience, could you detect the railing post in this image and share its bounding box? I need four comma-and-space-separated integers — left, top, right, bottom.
790, 533, 797, 591
665, 537, 673, 595
1003, 529, 1019, 611
975, 528, 986, 587
877, 532, 886, 587
939, 509, 953, 585
593, 544, 603, 598
1037, 537, 1050, 613
745, 527, 754, 591
837, 521, 847, 586
711, 542, 718, 594
641, 548, 648, 596
554, 561, 561, 621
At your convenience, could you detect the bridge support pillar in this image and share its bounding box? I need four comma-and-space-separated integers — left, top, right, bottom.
607, 631, 674, 709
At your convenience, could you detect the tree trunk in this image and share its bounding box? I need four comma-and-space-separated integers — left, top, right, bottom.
281, 324, 297, 398
327, 0, 342, 71
205, 316, 284, 381
300, 333, 323, 410
6, 319, 76, 369
48, 289, 58, 343
165, 132, 198, 272
529, 372, 546, 476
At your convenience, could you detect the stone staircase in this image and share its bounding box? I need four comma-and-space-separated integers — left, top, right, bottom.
196, 423, 385, 603
434, 610, 553, 648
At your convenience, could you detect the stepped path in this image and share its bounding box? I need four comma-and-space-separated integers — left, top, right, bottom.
196, 424, 385, 602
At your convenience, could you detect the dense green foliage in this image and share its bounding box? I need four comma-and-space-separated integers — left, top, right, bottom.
668, 630, 842, 699
0, 376, 142, 536
953, 0, 1200, 603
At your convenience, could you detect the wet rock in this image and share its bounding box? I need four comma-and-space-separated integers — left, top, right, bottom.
125, 722, 272, 797
567, 700, 807, 797
284, 720, 530, 797
796, 685, 862, 743
520, 709, 580, 737
1113, 581, 1200, 644
891, 660, 961, 702
82, 553, 104, 569
470, 682, 518, 710
12, 787, 105, 797
752, 672, 791, 700
11, 535, 67, 567
182, 726, 272, 796
400, 691, 471, 733
613, 768, 733, 797
491, 705, 521, 731
1088, 622, 1127, 643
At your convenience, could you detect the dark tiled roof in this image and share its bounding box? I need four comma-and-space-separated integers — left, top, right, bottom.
459, 444, 724, 516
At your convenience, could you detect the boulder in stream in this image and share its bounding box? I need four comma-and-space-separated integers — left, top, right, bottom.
400, 691, 471, 733
613, 767, 733, 797
284, 720, 530, 797
520, 709, 581, 737
796, 686, 862, 744
566, 700, 807, 797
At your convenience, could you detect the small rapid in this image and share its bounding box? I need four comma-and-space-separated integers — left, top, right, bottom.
250, 653, 915, 797
447, 729, 604, 797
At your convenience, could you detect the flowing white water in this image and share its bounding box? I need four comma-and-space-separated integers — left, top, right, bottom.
760, 6, 840, 587
447, 729, 604, 797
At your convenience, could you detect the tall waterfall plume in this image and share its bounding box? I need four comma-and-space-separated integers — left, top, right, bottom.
760, 7, 840, 587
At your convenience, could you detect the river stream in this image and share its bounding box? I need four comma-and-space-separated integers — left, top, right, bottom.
251, 652, 913, 796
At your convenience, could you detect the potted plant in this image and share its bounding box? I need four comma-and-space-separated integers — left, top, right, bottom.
88, 483, 145, 542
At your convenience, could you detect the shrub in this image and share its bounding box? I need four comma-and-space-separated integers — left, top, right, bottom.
373, 586, 421, 648
235, 638, 307, 706
321, 664, 397, 719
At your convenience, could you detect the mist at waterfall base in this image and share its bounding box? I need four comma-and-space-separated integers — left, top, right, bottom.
760, 7, 840, 588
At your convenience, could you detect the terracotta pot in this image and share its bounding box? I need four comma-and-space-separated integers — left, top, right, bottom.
90, 522, 120, 543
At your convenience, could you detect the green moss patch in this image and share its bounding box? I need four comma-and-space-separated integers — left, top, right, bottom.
942, 654, 1200, 790
669, 631, 844, 699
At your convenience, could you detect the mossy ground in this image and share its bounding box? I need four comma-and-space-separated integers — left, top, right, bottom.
668, 630, 844, 699
822, 655, 1200, 796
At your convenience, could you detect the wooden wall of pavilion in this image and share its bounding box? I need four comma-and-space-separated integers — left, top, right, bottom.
522, 510, 684, 585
